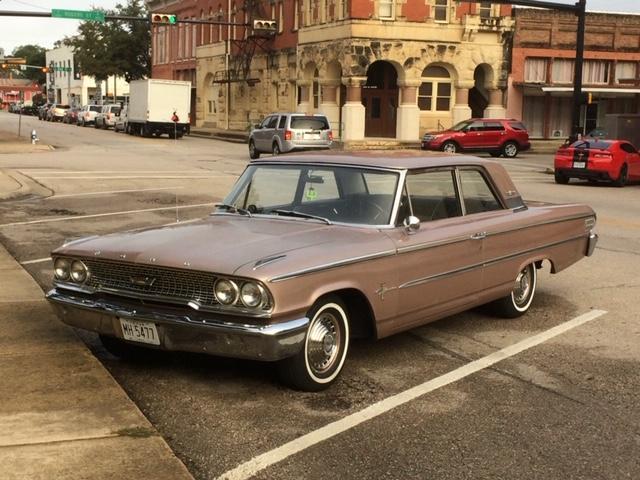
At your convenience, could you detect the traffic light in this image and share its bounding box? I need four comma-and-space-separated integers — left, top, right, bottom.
41, 67, 49, 73
252, 19, 277, 34
151, 13, 177, 24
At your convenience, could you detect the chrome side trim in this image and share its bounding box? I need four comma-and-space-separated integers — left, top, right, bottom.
396, 234, 470, 254
484, 213, 593, 239
398, 233, 588, 290
269, 249, 396, 283
253, 255, 287, 270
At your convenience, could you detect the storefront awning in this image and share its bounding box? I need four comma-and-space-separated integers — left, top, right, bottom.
541, 87, 640, 93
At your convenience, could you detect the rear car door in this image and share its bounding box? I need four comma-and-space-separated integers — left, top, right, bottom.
481, 121, 507, 149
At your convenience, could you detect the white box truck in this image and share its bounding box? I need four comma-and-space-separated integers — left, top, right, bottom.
127, 79, 191, 138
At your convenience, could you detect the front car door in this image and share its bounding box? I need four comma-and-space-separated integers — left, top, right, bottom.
461, 120, 486, 149
385, 168, 485, 333
254, 115, 274, 151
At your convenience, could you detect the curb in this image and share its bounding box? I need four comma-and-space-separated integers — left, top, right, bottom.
0, 169, 53, 201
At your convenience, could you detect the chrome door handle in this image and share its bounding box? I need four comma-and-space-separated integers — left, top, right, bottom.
470, 232, 487, 240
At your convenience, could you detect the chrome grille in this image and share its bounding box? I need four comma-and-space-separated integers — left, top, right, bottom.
83, 258, 218, 306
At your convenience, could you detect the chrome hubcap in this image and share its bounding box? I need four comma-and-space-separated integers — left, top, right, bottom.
513, 267, 532, 306
444, 144, 456, 153
307, 311, 341, 375
505, 144, 517, 156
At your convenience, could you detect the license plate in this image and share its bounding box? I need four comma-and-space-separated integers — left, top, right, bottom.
573, 161, 586, 169
304, 132, 321, 140
120, 318, 160, 345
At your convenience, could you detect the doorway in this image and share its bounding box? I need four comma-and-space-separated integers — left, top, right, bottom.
362, 61, 398, 138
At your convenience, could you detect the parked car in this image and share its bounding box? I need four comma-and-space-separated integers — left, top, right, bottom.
114, 105, 128, 133
8, 103, 22, 113
38, 103, 53, 120
46, 152, 597, 391
47, 104, 70, 122
95, 104, 121, 129
21, 105, 40, 116
62, 107, 81, 124
249, 113, 333, 159
77, 104, 102, 127
554, 138, 640, 187
421, 118, 531, 158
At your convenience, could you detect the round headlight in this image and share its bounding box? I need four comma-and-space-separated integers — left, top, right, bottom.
70, 260, 88, 283
240, 282, 265, 308
54, 258, 70, 281
214, 279, 239, 305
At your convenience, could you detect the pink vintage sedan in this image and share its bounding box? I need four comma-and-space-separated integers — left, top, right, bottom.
47, 152, 597, 391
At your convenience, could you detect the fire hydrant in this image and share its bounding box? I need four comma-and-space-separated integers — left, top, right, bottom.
31, 129, 39, 145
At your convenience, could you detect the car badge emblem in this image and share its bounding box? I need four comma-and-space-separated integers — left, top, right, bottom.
130, 276, 156, 287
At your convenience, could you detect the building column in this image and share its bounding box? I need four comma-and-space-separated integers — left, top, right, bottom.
341, 76, 366, 141
296, 80, 311, 113
319, 79, 341, 139
452, 87, 473, 124
484, 88, 507, 119
396, 79, 421, 141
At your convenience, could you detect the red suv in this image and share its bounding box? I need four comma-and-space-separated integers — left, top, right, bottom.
421, 119, 531, 158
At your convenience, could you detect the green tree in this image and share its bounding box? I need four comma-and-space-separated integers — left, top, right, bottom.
65, 0, 150, 84
11, 44, 47, 84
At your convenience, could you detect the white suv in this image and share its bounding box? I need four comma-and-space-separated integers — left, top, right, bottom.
78, 105, 102, 127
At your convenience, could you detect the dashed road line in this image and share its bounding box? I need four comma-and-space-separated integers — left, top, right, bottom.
218, 309, 607, 480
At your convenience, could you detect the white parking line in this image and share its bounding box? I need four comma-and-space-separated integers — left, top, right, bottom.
218, 309, 607, 480
0, 203, 215, 228
20, 257, 51, 265
48, 186, 185, 199
33, 176, 227, 180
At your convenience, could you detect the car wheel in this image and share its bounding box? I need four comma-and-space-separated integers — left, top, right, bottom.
612, 164, 628, 187
272, 142, 281, 156
502, 141, 519, 158
490, 263, 537, 318
99, 334, 154, 361
278, 296, 350, 391
441, 141, 458, 154
249, 140, 260, 159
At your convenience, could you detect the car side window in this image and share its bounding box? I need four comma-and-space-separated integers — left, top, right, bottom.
405, 170, 462, 222
467, 121, 484, 132
266, 116, 278, 129
260, 116, 272, 128
278, 115, 287, 129
459, 169, 503, 214
484, 121, 505, 131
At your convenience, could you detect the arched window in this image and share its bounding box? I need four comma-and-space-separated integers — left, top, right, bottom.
419, 66, 451, 112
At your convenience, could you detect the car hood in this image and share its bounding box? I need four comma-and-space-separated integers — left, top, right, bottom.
424, 129, 456, 137
53, 215, 396, 281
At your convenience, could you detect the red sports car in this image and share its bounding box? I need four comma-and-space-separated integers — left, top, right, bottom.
554, 139, 640, 187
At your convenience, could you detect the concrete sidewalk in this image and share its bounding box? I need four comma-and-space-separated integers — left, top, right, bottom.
0, 244, 193, 480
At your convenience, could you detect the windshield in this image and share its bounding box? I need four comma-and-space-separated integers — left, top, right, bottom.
221, 164, 400, 225
450, 120, 473, 131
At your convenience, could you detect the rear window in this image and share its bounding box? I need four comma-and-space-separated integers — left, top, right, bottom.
571, 140, 612, 150
509, 121, 527, 131
89, 106, 101, 112
111, 106, 121, 115
290, 116, 330, 130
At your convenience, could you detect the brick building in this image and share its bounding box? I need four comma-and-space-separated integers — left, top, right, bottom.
0, 79, 41, 109
506, 8, 640, 139
149, 0, 515, 140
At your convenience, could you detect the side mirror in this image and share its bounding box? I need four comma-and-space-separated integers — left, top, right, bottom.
403, 216, 420, 233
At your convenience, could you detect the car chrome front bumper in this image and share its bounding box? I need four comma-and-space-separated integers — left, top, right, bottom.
46, 288, 308, 362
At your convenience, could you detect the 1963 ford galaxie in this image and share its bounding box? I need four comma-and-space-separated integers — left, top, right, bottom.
47, 152, 597, 391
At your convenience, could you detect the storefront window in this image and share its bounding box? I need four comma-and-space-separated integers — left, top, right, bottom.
583, 60, 609, 84
615, 62, 637, 84
551, 59, 574, 83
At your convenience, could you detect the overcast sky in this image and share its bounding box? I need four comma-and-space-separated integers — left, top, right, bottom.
1, 0, 640, 55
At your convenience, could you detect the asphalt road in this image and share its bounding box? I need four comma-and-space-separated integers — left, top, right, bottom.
1, 111, 639, 480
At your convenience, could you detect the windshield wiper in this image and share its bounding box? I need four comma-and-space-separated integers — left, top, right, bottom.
272, 209, 331, 225
214, 203, 252, 217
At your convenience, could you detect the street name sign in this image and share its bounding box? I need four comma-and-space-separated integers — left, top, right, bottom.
51, 9, 105, 22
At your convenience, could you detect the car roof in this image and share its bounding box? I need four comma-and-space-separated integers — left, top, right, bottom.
250, 150, 500, 170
